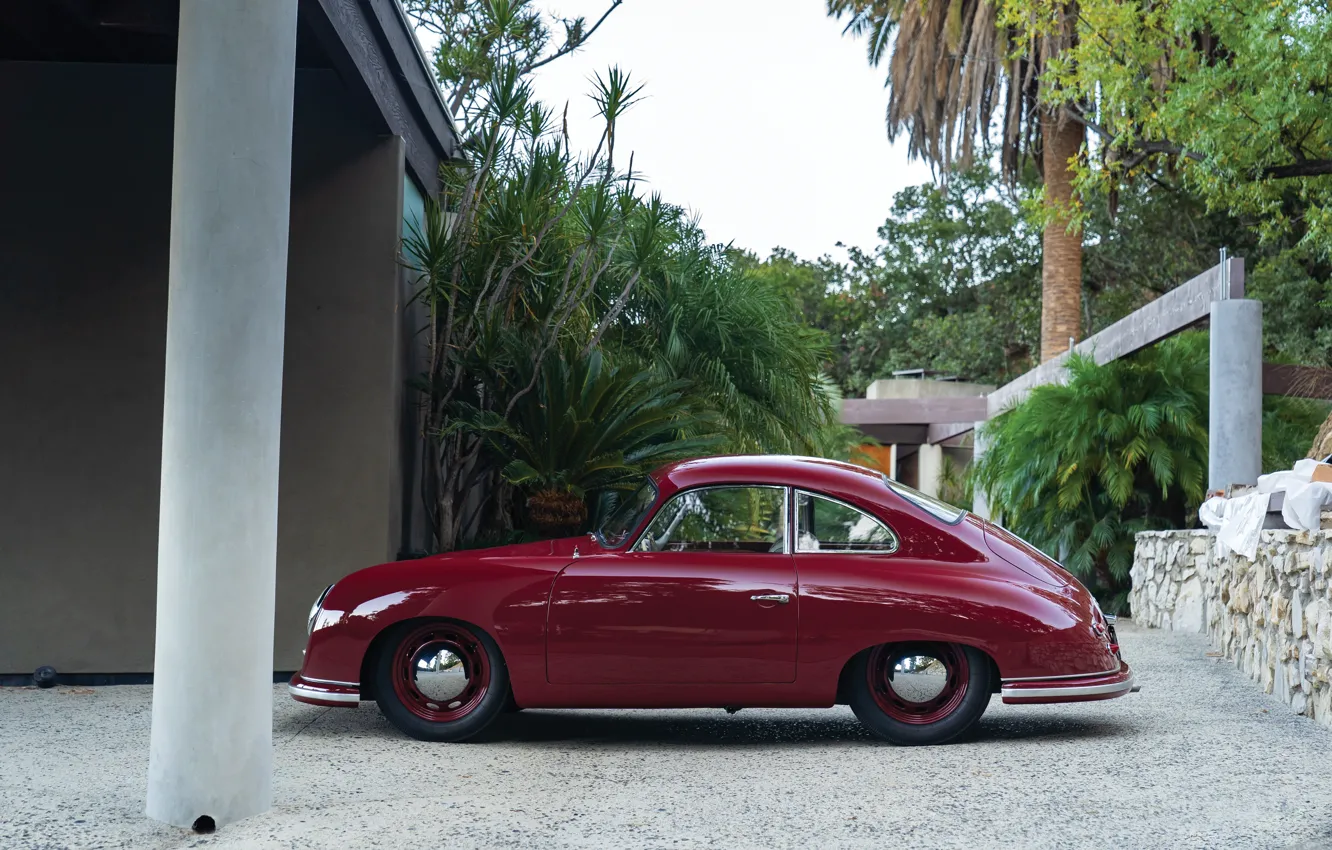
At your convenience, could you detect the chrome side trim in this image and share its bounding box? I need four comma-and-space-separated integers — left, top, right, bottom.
300, 675, 360, 688
289, 683, 359, 704
1000, 666, 1122, 683
1001, 674, 1135, 699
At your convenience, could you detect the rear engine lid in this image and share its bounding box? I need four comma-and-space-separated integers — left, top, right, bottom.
983, 522, 1075, 588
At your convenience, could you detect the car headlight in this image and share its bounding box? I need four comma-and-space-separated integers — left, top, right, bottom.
308, 584, 334, 635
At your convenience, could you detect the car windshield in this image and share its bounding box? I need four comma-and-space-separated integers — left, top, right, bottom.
882, 476, 966, 524
596, 478, 659, 548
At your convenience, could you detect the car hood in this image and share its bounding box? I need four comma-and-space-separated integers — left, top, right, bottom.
983, 521, 1075, 588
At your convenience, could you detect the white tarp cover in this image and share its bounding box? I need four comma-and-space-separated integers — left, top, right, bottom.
1259, 459, 1332, 532
1214, 491, 1271, 560
1202, 460, 1332, 551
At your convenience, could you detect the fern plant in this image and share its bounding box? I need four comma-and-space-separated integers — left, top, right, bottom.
972, 334, 1209, 612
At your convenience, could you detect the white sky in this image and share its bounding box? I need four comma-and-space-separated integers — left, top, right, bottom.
421, 0, 935, 261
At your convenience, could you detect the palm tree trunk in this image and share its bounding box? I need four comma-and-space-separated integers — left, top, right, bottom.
1040, 110, 1084, 362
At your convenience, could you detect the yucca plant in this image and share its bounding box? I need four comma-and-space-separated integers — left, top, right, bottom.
465, 348, 721, 537
403, 61, 660, 551
972, 334, 1209, 612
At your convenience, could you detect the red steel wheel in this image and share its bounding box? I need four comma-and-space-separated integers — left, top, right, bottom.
851, 642, 991, 745
866, 642, 970, 724
390, 622, 492, 723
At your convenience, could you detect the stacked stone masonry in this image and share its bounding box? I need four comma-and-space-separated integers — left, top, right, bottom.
1131, 529, 1332, 727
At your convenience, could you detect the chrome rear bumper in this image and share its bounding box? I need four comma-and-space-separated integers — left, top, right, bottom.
1000, 662, 1137, 704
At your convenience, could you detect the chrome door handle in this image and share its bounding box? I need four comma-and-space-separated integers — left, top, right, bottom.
751, 594, 790, 604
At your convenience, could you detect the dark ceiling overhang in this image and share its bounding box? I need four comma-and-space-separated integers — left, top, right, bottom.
0, 0, 459, 194
301, 0, 459, 194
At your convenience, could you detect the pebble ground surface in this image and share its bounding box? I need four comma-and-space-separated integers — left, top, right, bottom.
3, 623, 1332, 850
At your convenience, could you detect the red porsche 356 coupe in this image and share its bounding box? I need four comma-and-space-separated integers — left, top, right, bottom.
291, 455, 1135, 745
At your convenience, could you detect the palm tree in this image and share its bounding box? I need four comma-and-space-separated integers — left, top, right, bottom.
828, 0, 1082, 363
971, 333, 1209, 611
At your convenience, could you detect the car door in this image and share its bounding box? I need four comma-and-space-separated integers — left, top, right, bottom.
546, 485, 798, 684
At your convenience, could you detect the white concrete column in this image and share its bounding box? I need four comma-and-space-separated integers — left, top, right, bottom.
1208, 299, 1263, 492
917, 443, 944, 498
147, 0, 298, 829
970, 422, 990, 520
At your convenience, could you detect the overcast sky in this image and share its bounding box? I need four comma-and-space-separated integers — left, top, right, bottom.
422, 0, 935, 261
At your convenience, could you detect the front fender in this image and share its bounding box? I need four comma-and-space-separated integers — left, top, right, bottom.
296, 550, 574, 698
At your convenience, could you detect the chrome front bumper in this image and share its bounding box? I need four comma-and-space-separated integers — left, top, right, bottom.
289, 674, 360, 707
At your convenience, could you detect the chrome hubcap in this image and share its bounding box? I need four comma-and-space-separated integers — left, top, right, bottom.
412, 646, 470, 709
889, 654, 950, 703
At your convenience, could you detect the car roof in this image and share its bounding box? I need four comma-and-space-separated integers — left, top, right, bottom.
650, 455, 889, 497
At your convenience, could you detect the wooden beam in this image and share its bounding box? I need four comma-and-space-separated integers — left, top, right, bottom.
987, 258, 1245, 417
1263, 363, 1332, 399
841, 396, 989, 427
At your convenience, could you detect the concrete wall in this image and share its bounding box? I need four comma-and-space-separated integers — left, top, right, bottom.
0, 62, 409, 673
1132, 529, 1332, 728
866, 378, 995, 400
276, 74, 409, 670
0, 62, 173, 675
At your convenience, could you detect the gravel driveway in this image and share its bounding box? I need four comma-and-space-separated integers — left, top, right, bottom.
3, 622, 1332, 850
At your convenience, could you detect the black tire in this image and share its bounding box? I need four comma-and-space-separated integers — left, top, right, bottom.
849, 642, 991, 746
373, 619, 511, 742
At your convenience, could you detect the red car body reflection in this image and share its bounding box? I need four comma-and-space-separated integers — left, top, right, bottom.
291, 456, 1134, 718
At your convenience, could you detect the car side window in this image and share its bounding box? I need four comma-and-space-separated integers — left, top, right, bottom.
795, 491, 897, 553
635, 486, 787, 553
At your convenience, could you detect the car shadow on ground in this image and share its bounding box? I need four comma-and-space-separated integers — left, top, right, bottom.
279, 702, 1133, 748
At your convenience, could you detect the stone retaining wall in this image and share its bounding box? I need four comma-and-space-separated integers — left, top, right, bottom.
1130, 528, 1332, 726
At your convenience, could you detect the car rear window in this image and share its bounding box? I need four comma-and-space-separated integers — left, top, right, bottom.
882, 476, 965, 524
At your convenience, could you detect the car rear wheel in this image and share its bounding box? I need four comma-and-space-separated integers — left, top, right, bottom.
374, 619, 510, 742
849, 642, 991, 745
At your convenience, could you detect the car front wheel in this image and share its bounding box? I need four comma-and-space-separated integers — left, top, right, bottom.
374, 619, 510, 742
849, 642, 991, 745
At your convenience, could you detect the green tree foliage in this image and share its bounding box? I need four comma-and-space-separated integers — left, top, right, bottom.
403, 0, 623, 127
743, 167, 1042, 393
1003, 0, 1332, 257
745, 165, 1260, 394
1000, 0, 1332, 455
1249, 250, 1332, 369
1265, 397, 1332, 471
973, 335, 1210, 612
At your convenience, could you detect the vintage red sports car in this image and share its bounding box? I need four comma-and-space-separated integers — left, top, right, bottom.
291, 455, 1136, 745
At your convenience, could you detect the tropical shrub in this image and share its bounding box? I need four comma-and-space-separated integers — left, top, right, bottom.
597, 223, 837, 455
402, 63, 844, 550
972, 335, 1210, 612
463, 348, 719, 537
